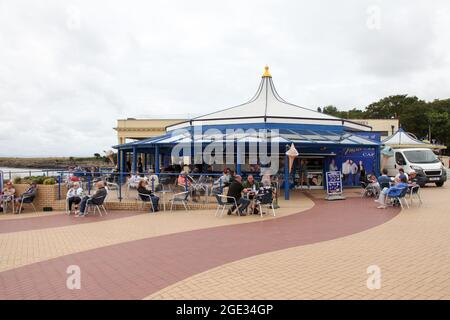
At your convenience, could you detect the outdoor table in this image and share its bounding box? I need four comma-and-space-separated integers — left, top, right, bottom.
244, 191, 257, 215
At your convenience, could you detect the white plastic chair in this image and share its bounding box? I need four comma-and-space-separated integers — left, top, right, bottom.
214, 194, 238, 217
138, 192, 156, 212
85, 195, 108, 217
169, 191, 190, 212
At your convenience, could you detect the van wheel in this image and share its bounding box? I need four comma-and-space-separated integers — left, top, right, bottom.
435, 182, 444, 187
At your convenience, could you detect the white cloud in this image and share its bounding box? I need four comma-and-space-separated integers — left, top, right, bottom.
1, 0, 449, 156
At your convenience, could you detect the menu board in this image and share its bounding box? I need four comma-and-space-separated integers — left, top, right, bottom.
326, 171, 343, 196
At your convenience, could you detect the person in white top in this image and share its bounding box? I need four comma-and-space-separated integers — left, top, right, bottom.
147, 169, 159, 191
128, 174, 141, 188
349, 160, 359, 185
67, 182, 84, 214
342, 160, 351, 184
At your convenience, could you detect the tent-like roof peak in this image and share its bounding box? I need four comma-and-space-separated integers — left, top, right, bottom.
167, 67, 371, 132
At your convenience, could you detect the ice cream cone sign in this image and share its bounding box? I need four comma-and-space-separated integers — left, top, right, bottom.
285, 143, 299, 173
104, 150, 116, 166
380, 146, 394, 171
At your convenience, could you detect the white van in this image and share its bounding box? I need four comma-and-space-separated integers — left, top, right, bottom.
385, 148, 447, 187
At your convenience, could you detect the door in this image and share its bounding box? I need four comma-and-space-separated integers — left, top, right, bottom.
295, 157, 324, 189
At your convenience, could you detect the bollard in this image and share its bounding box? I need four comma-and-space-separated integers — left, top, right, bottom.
58, 174, 62, 200
118, 171, 122, 202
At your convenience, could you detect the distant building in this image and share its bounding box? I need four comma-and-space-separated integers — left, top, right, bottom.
114, 118, 184, 145
347, 119, 399, 140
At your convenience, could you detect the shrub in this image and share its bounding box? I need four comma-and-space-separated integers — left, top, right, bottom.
21, 175, 53, 185
43, 178, 56, 185
13, 177, 22, 184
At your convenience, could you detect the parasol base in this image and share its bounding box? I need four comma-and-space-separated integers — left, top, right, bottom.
325, 195, 346, 201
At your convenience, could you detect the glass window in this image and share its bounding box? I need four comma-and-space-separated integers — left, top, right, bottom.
395, 152, 406, 165
403, 150, 440, 164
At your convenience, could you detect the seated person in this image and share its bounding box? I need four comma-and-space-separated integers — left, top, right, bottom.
0, 181, 16, 212
375, 176, 409, 209
261, 170, 272, 187
242, 175, 261, 214
66, 182, 84, 214
254, 185, 275, 215
226, 175, 250, 215
14, 182, 37, 213
137, 180, 159, 212
76, 181, 107, 217
177, 170, 193, 189
377, 168, 391, 188
213, 168, 231, 191
366, 174, 381, 194
242, 174, 261, 191
395, 168, 409, 181
408, 170, 426, 186
147, 169, 159, 191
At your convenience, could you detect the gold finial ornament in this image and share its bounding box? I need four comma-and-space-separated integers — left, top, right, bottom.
262, 65, 272, 77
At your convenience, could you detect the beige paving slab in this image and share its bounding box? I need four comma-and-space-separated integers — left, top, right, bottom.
147, 185, 450, 300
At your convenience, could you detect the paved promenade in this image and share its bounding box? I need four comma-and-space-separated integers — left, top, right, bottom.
0, 185, 448, 299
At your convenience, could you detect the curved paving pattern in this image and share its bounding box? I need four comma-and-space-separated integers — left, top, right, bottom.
0, 197, 398, 299
148, 185, 450, 300
0, 211, 143, 234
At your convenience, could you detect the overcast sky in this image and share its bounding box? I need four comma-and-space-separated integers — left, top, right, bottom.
1, 0, 449, 157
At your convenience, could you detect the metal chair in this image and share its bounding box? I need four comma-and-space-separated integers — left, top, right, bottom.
169, 191, 190, 212
126, 177, 140, 199
138, 192, 156, 212
1, 195, 15, 214
408, 185, 423, 206
388, 187, 409, 209
214, 194, 238, 217
380, 182, 390, 190
256, 188, 276, 217
17, 195, 37, 214
361, 182, 379, 198
85, 195, 108, 217
105, 182, 120, 199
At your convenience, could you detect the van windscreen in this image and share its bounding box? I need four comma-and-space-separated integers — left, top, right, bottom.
403, 150, 440, 164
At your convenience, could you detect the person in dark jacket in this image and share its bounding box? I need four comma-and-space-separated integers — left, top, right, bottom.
137, 180, 159, 212
76, 181, 107, 217
14, 182, 37, 213
226, 175, 250, 215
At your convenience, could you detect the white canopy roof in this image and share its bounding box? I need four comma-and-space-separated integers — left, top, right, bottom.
167, 66, 371, 132
382, 128, 428, 147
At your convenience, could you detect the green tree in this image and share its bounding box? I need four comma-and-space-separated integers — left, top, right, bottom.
322, 105, 340, 117
365, 95, 420, 119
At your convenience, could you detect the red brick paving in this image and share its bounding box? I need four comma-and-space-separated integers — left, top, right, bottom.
0, 198, 399, 299
0, 211, 144, 234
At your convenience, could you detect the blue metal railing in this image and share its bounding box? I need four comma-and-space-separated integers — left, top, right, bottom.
0, 168, 281, 204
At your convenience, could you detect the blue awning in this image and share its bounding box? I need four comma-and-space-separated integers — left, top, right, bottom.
114, 128, 379, 150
